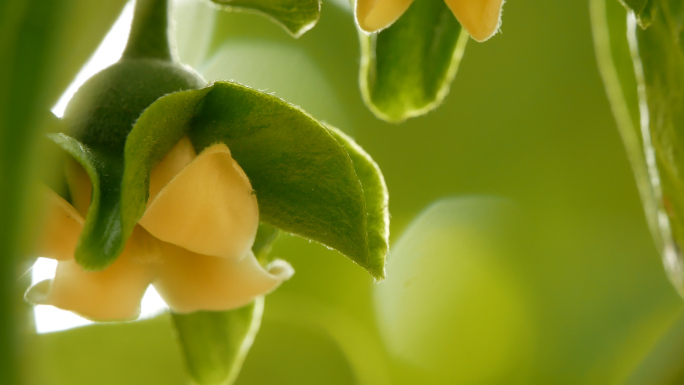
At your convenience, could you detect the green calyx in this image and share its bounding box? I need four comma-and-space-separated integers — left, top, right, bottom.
64, 59, 204, 152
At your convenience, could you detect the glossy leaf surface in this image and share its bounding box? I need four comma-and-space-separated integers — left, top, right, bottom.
211, 0, 320, 38
359, 0, 468, 122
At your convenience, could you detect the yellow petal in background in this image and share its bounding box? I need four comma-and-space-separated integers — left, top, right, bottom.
356, 0, 414, 33
445, 0, 504, 42
153, 243, 294, 313
37, 188, 83, 261
140, 143, 259, 260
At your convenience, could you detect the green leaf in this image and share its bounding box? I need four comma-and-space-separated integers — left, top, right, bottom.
171, 299, 264, 385
121, 81, 386, 278
327, 126, 389, 280
632, 0, 684, 295
590, 0, 662, 247
359, 0, 468, 122
210, 0, 320, 38
46, 133, 126, 271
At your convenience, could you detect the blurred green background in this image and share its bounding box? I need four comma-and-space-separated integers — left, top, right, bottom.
17, 0, 684, 383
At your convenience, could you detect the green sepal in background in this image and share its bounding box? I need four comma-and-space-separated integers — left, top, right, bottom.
46, 133, 126, 271
593, 0, 684, 296
172, 299, 264, 385
590, 0, 663, 250
210, 0, 320, 38
359, 0, 468, 122
632, 0, 684, 296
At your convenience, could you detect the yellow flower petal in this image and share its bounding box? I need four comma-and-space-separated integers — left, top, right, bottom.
356, 0, 414, 33
37, 187, 83, 261
444, 0, 504, 42
26, 228, 157, 321
153, 242, 294, 313
139, 142, 259, 259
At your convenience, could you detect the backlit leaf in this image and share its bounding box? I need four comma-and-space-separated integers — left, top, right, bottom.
359, 0, 468, 122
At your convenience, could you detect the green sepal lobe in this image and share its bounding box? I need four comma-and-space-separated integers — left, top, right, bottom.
359, 0, 468, 122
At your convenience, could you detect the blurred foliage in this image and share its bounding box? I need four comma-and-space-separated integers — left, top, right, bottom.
12, 0, 684, 384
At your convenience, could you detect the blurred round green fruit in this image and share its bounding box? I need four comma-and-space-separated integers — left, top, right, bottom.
374, 197, 535, 384
63, 58, 205, 150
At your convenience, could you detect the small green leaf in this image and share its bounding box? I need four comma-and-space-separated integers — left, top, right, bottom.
632, 0, 684, 295
359, 0, 468, 122
171, 299, 264, 385
327, 126, 389, 280
211, 0, 320, 38
46, 133, 125, 270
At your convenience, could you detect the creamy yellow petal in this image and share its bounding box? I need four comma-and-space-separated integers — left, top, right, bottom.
139, 143, 259, 259
37, 187, 83, 261
64, 159, 92, 217
153, 243, 294, 313
356, 0, 413, 33
25, 228, 157, 321
444, 0, 504, 42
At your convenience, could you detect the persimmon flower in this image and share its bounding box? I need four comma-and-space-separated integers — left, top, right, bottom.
26, 137, 294, 321
356, 0, 504, 42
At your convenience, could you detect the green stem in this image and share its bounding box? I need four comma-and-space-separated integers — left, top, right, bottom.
122, 0, 175, 61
